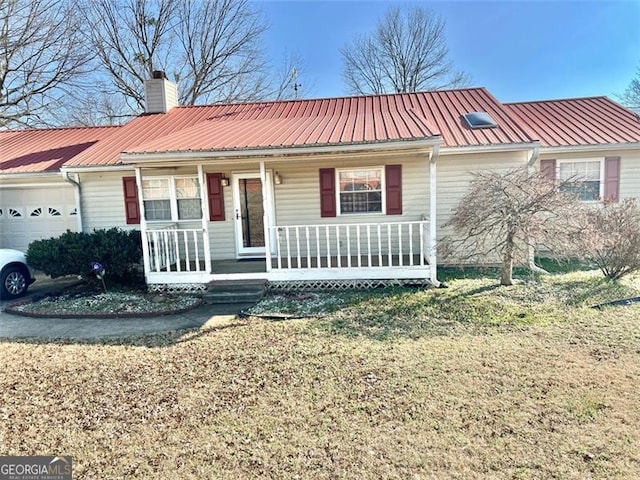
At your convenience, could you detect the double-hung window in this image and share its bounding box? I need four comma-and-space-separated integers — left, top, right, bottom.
558, 159, 603, 201
142, 176, 202, 221
338, 168, 383, 214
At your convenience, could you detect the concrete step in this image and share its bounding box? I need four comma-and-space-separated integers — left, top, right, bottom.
203, 280, 267, 304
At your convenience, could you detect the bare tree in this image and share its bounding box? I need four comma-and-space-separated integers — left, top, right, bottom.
175, 0, 269, 104
619, 65, 640, 113
341, 5, 469, 95
441, 168, 585, 286
579, 199, 640, 280
270, 50, 313, 100
78, 0, 177, 112
78, 0, 269, 112
57, 84, 135, 126
0, 0, 91, 127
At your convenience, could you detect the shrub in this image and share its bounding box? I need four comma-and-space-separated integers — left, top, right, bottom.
27, 228, 143, 282
580, 199, 640, 280
441, 167, 584, 286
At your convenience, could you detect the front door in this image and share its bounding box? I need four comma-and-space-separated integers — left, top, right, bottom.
232, 172, 274, 257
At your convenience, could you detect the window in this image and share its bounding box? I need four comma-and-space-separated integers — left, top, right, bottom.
175, 178, 201, 219
338, 168, 383, 214
463, 112, 498, 129
142, 176, 202, 221
142, 178, 171, 220
558, 160, 602, 201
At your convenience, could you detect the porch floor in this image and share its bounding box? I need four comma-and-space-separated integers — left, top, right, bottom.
165, 255, 429, 275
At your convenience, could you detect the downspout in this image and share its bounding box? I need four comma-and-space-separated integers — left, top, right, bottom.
525, 146, 548, 274
62, 170, 83, 232
429, 143, 441, 287
527, 145, 540, 170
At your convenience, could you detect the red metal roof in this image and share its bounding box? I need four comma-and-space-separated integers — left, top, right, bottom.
0, 126, 119, 174
65, 88, 536, 167
7, 90, 636, 173
505, 97, 640, 147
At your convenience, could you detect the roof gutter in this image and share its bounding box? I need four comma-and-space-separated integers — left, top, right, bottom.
0, 172, 62, 180
119, 138, 441, 164
62, 170, 83, 232
539, 142, 640, 154
440, 142, 541, 155
61, 165, 135, 174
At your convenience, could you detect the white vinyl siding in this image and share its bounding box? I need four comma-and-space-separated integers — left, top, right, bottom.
437, 150, 530, 264
271, 154, 430, 227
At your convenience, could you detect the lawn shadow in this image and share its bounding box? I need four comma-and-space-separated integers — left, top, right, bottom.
0, 317, 252, 348
308, 285, 501, 342
553, 275, 640, 307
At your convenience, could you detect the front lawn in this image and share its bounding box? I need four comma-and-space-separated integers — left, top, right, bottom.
1, 270, 639, 478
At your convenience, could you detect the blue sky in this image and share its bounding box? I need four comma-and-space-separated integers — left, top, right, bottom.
258, 0, 639, 102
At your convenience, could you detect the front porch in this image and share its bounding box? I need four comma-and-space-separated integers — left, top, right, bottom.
144, 220, 434, 286
131, 146, 440, 288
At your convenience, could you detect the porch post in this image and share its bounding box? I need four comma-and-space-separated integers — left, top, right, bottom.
429, 145, 440, 287
197, 164, 212, 274
259, 160, 272, 272
135, 167, 151, 283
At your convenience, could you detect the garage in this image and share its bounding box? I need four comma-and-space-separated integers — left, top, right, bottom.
0, 184, 78, 252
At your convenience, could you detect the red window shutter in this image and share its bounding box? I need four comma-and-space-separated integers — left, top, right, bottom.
206, 173, 225, 221
604, 157, 621, 202
540, 159, 556, 182
122, 176, 140, 225
319, 168, 336, 217
385, 164, 402, 215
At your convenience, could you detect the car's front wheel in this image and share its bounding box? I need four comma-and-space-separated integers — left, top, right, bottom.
1, 266, 29, 300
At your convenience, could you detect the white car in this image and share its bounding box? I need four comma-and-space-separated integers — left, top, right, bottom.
0, 249, 35, 300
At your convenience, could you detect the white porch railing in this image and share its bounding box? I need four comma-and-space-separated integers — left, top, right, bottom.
268, 220, 430, 270
142, 220, 431, 283
145, 226, 207, 273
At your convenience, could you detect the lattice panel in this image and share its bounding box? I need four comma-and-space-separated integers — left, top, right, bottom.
267, 278, 432, 291
148, 283, 207, 294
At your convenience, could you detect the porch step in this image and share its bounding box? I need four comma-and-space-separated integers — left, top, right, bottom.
203, 279, 267, 304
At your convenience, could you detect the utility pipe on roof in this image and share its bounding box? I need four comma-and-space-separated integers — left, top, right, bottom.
429, 144, 441, 288
62, 170, 83, 232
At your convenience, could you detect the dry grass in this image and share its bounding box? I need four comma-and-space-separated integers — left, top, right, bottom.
1, 271, 639, 479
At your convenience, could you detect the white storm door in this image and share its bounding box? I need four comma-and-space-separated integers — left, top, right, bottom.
232, 172, 274, 257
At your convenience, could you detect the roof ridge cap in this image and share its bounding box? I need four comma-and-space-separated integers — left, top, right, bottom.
505, 95, 608, 106
0, 125, 121, 133
172, 87, 492, 110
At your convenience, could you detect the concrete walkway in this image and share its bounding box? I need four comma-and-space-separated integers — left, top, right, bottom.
0, 274, 253, 340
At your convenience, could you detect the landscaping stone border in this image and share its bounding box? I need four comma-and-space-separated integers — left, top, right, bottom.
3, 298, 204, 319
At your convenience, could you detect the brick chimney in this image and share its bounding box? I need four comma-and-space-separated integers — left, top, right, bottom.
144, 71, 178, 113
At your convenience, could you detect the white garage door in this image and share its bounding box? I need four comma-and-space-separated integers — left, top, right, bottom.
0, 185, 78, 252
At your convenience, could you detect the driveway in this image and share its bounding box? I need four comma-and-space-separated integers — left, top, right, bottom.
0, 274, 253, 340
0, 273, 81, 307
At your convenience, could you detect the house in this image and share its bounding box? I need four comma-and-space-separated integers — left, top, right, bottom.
2, 74, 639, 290
0, 126, 119, 252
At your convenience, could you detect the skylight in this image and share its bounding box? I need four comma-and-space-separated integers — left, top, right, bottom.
463, 112, 498, 129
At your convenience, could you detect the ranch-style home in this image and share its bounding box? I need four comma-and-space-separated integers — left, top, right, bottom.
1, 72, 640, 290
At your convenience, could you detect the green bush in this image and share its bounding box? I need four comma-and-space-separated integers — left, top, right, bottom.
27, 228, 143, 282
